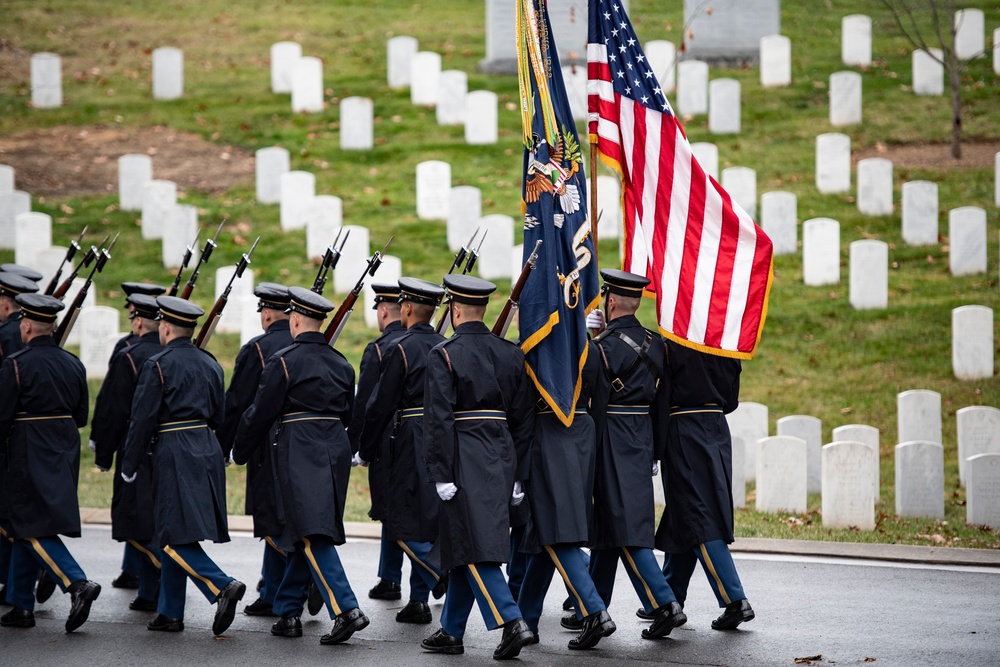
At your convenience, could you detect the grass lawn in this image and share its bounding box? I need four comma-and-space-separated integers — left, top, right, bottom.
2, 0, 998, 547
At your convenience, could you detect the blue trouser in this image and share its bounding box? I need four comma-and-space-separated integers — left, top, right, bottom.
273, 535, 359, 620
126, 539, 162, 602
260, 537, 288, 604
8, 537, 86, 611
159, 543, 234, 619
518, 545, 606, 633
121, 540, 143, 576
397, 540, 442, 603
440, 563, 522, 637
590, 546, 677, 613
506, 526, 528, 601
0, 527, 11, 586
663, 540, 746, 608
377, 524, 404, 585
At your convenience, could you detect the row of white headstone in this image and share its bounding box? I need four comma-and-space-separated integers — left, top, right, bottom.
841, 11, 996, 68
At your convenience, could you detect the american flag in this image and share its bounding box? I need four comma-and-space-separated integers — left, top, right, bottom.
588, 0, 773, 359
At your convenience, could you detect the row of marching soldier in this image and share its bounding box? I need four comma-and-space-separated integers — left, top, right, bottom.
0, 259, 754, 660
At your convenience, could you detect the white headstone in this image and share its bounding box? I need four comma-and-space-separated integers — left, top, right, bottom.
760, 191, 797, 256
760, 35, 791, 87
644, 40, 676, 93
279, 171, 316, 231
831, 424, 881, 501
841, 15, 872, 67
596, 175, 622, 240
510, 244, 524, 294
802, 217, 840, 286
954, 9, 985, 61
709, 79, 741, 134
410, 52, 441, 106
255, 146, 290, 204
161, 204, 198, 269
31, 52, 62, 109
721, 166, 756, 217
141, 180, 177, 241
901, 180, 939, 245
333, 225, 372, 294
857, 157, 893, 216
756, 436, 808, 514
829, 71, 862, 127
957, 406, 1000, 486
78, 306, 120, 380
897, 389, 942, 445
214, 267, 255, 334
952, 305, 994, 381
60, 278, 96, 347
0, 191, 31, 250
726, 401, 768, 482
387, 36, 418, 89
691, 143, 719, 181
682, 0, 779, 61
995, 28, 1000, 75
152, 47, 183, 101
304, 195, 343, 260
14, 212, 52, 267
815, 132, 851, 194
0, 165, 13, 194
239, 295, 263, 347
895, 441, 945, 519
363, 255, 402, 329
118, 154, 153, 212
415, 161, 451, 220
912, 48, 944, 96
731, 435, 746, 509
822, 441, 876, 529
966, 453, 1000, 529
475, 214, 515, 281
465, 91, 499, 145
270, 41, 302, 94
437, 71, 468, 126
561, 65, 588, 122
948, 206, 987, 276
996, 152, 1000, 206
776, 416, 822, 494
340, 97, 374, 150
849, 240, 888, 310
34, 246, 68, 290
676, 60, 709, 116
447, 186, 482, 253
291, 56, 324, 113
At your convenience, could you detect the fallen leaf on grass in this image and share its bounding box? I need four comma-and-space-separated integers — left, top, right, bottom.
864, 659, 877, 663
794, 655, 822, 664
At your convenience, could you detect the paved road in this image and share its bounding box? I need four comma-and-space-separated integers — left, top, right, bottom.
1, 526, 998, 666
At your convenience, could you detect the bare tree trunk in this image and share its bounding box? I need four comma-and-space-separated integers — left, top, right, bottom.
947, 61, 962, 160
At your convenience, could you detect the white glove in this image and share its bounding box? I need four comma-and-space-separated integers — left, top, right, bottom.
96, 465, 109, 473
436, 482, 458, 501
88, 439, 97, 452
121, 471, 137, 484
652, 461, 659, 477
511, 481, 525, 506
586, 309, 606, 331
351, 452, 368, 468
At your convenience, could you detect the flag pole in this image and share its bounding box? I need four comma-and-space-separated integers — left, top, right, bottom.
590, 142, 599, 267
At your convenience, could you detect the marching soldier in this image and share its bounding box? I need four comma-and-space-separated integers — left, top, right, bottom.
0, 294, 101, 632
120, 296, 245, 635
420, 275, 535, 661
359, 278, 446, 625
236, 287, 369, 645
220, 283, 293, 618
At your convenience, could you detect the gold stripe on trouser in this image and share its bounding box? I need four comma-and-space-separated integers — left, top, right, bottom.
467, 564, 504, 627
621, 547, 658, 608
397, 541, 439, 582
545, 546, 588, 618
302, 537, 341, 616
27, 538, 72, 589
128, 540, 162, 569
264, 536, 287, 557
163, 546, 222, 597
699, 543, 732, 606
0, 526, 10, 542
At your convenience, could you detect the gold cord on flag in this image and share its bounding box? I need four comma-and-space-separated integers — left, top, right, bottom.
517, 0, 559, 148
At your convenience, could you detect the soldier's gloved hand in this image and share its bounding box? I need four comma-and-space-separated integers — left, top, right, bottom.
511, 481, 525, 506
436, 482, 458, 501
121, 471, 137, 484
96, 465, 109, 472
351, 452, 368, 468
652, 461, 659, 477
586, 309, 606, 333
88, 439, 97, 452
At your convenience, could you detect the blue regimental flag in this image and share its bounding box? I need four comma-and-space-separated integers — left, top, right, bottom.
516, 0, 600, 426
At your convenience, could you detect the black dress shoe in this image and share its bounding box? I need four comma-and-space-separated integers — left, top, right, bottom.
147, 614, 184, 632
421, 628, 464, 654
244, 597, 277, 617
256, 577, 264, 592
431, 572, 448, 600
525, 631, 540, 645
35, 570, 56, 604
636, 606, 654, 620
271, 616, 303, 637
129, 596, 157, 612
712, 599, 754, 630
642, 601, 687, 639
66, 579, 101, 633
562, 596, 573, 611
494, 618, 533, 660
368, 579, 402, 600
307, 582, 324, 616
1, 608, 35, 628
320, 607, 369, 645
568, 610, 617, 650
560, 613, 583, 630
212, 579, 246, 636
396, 600, 432, 624
112, 571, 140, 589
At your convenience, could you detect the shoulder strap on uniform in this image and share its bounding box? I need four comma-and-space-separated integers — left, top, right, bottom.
397, 342, 409, 372
254, 341, 265, 368
374, 342, 382, 363
601, 330, 660, 392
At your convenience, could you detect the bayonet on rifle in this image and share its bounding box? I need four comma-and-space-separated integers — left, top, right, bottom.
194, 236, 261, 349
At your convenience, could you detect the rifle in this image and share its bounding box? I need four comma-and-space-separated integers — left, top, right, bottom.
323, 236, 394, 346
52, 233, 109, 300
447, 227, 479, 275
463, 228, 487, 275
180, 219, 225, 300
311, 227, 350, 294
195, 236, 261, 350
434, 229, 481, 335
167, 228, 201, 297
44, 226, 88, 295
54, 233, 120, 347
492, 239, 542, 339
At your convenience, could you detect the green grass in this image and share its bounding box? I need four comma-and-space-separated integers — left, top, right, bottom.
3, 1, 999, 543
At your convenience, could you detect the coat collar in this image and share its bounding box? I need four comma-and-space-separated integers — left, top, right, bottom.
606, 314, 641, 331
27, 335, 57, 347
267, 319, 290, 333
454, 320, 491, 335
294, 330, 328, 345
